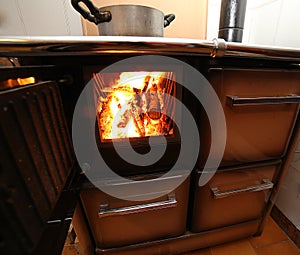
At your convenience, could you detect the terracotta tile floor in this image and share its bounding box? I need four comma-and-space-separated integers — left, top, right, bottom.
63, 216, 299, 255
181, 217, 300, 255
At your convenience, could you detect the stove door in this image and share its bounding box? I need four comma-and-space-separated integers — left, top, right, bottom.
199, 68, 300, 167
80, 172, 190, 249
0, 80, 74, 254
191, 161, 280, 232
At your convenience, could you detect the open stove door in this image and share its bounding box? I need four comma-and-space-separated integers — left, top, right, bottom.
0, 75, 75, 254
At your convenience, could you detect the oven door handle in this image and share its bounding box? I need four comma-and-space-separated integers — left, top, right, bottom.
211, 179, 274, 199
98, 194, 177, 218
226, 95, 300, 107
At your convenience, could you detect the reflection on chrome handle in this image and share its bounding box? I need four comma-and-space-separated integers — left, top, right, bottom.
226, 95, 300, 107
211, 179, 274, 199
98, 194, 177, 218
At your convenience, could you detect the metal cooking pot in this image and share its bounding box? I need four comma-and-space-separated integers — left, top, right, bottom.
71, 0, 175, 37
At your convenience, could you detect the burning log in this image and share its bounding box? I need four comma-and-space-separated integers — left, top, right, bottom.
117, 109, 131, 128
147, 83, 162, 120
142, 75, 151, 92
161, 114, 173, 134
130, 102, 145, 136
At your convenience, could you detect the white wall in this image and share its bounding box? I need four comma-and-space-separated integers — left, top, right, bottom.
244, 0, 300, 47
0, 0, 82, 35
206, 0, 221, 40
207, 0, 300, 47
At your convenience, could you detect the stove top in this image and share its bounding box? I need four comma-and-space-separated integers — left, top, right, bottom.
1, 36, 300, 61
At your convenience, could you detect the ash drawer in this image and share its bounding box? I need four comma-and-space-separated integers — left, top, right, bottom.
199, 68, 300, 167
191, 161, 280, 232
80, 171, 190, 249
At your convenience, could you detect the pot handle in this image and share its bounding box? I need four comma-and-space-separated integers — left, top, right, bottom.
71, 0, 111, 25
164, 14, 175, 28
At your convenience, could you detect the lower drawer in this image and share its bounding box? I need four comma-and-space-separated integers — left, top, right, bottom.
80, 171, 190, 249
191, 161, 280, 232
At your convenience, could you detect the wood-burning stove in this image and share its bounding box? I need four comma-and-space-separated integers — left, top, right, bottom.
0, 36, 300, 255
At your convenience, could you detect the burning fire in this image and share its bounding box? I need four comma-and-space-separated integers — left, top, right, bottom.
1, 77, 36, 90
17, 77, 35, 86
94, 72, 175, 141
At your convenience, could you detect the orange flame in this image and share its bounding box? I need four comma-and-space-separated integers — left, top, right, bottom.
1, 77, 36, 90
17, 77, 35, 86
96, 72, 175, 141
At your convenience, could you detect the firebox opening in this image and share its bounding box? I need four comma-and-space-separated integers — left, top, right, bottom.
93, 71, 177, 143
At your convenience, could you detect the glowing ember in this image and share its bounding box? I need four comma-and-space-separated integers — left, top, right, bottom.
1, 77, 36, 90
17, 77, 35, 86
94, 72, 176, 141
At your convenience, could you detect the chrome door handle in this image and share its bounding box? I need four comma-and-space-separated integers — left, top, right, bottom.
98, 194, 177, 218
211, 179, 274, 199
226, 95, 300, 107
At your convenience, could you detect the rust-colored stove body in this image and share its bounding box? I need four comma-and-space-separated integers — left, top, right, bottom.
0, 37, 299, 255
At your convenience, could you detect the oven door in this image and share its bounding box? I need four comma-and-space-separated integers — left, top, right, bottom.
199, 68, 300, 167
80, 171, 190, 249
191, 161, 280, 232
0, 70, 74, 254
